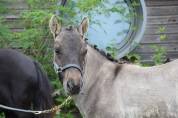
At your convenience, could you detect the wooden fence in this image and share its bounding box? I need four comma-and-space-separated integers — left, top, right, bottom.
1, 0, 178, 63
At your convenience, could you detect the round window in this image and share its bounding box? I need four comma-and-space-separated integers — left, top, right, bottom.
60, 0, 147, 59
87, 0, 131, 54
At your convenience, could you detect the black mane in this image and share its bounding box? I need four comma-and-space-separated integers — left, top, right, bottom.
85, 38, 129, 64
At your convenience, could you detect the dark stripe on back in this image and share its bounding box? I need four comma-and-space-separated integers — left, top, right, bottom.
114, 64, 122, 78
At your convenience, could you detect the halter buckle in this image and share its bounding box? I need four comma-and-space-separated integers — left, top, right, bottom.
34, 111, 42, 115
57, 67, 63, 73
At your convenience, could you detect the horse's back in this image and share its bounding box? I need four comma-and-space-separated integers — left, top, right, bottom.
0, 49, 38, 106
119, 59, 178, 80
89, 59, 178, 118
110, 60, 178, 118
0, 49, 37, 78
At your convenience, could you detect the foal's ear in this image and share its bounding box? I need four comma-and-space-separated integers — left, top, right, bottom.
49, 15, 62, 39
79, 17, 89, 36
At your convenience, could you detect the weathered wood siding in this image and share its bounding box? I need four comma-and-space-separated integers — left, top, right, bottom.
2, 0, 27, 32
133, 0, 178, 63
1, 0, 178, 63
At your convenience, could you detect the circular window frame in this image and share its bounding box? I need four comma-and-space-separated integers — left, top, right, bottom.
116, 0, 147, 58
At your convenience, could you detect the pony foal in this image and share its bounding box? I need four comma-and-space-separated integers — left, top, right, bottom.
49, 15, 178, 118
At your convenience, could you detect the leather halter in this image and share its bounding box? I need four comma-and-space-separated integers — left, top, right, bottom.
53, 62, 83, 76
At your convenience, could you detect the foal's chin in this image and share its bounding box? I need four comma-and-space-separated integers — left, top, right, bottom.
63, 80, 82, 95
63, 70, 83, 95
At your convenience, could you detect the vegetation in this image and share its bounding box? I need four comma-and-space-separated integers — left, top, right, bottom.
0, 0, 79, 117
150, 26, 167, 65
124, 25, 168, 66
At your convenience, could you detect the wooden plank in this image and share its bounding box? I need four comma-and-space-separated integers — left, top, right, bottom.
147, 15, 178, 25
10, 28, 25, 32
2, 15, 24, 29
4, 15, 20, 20
140, 59, 176, 65
134, 43, 178, 53
147, 6, 178, 16
1, 0, 25, 2
145, 24, 178, 35
141, 34, 178, 44
137, 52, 178, 61
4, 20, 25, 29
145, 0, 178, 7
5, 2, 27, 9
5, 2, 52, 10
1, 9, 29, 16
134, 51, 178, 64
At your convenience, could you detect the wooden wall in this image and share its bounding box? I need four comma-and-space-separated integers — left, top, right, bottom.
2, 0, 27, 33
2, 0, 178, 63
133, 0, 178, 63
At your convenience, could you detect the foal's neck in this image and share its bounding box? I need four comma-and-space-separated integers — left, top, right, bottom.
73, 45, 116, 116
84, 45, 111, 83
79, 45, 117, 95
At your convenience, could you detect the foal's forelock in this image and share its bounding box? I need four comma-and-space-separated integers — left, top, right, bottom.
55, 27, 82, 43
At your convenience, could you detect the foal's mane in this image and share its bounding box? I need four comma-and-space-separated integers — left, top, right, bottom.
85, 38, 129, 64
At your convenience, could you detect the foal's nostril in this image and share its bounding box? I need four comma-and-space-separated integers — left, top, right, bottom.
67, 80, 74, 90
67, 79, 80, 94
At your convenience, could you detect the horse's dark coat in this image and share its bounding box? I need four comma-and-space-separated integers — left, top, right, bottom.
0, 49, 53, 118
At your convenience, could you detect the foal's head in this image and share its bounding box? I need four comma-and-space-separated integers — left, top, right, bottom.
49, 15, 89, 95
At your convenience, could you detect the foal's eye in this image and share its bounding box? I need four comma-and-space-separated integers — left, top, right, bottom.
55, 49, 61, 55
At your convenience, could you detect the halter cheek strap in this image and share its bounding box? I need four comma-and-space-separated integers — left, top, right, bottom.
53, 62, 83, 76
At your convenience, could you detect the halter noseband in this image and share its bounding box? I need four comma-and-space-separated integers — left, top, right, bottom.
53, 62, 83, 76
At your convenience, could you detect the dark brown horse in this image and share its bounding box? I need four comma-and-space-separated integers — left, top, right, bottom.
49, 15, 178, 118
0, 49, 53, 118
